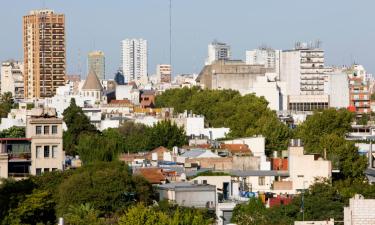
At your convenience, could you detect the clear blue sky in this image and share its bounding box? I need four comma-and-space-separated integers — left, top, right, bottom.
1, 0, 375, 78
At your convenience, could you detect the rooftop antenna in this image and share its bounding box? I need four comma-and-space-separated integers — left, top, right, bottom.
78, 49, 82, 79
169, 0, 172, 66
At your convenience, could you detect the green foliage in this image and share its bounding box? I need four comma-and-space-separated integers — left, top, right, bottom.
232, 198, 269, 225
63, 98, 97, 155
63, 203, 105, 225
155, 87, 291, 152
56, 161, 153, 216
76, 129, 124, 164
118, 121, 150, 152
118, 203, 213, 225
0, 178, 35, 222
117, 120, 188, 153
192, 170, 230, 178
147, 120, 188, 150
319, 134, 367, 180
3, 190, 56, 225
0, 92, 14, 118
0, 126, 25, 138
295, 108, 354, 153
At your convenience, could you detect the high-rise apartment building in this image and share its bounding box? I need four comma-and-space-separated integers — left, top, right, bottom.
346, 64, 370, 114
23, 9, 66, 99
156, 64, 172, 83
88, 51, 105, 80
205, 40, 231, 65
246, 47, 281, 75
121, 38, 148, 83
0, 60, 24, 100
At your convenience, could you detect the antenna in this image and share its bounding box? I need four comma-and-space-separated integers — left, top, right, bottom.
169, 0, 172, 66
78, 49, 82, 79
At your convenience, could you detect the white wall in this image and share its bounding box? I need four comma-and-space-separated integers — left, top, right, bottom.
224, 136, 266, 157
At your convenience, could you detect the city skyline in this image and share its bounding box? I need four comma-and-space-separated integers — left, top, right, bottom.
1, 0, 375, 78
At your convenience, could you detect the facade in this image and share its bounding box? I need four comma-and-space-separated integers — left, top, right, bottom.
1, 60, 24, 100
26, 109, 64, 175
156, 64, 172, 83
23, 9, 66, 99
246, 47, 281, 75
347, 65, 370, 114
344, 194, 375, 225
88, 50, 105, 80
324, 71, 350, 109
158, 182, 217, 208
205, 40, 231, 65
121, 38, 148, 83
280, 44, 329, 111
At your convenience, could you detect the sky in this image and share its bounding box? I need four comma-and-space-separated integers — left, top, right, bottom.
1, 0, 375, 79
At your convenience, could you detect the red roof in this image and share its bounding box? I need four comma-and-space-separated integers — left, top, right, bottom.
220, 144, 251, 155
137, 168, 166, 184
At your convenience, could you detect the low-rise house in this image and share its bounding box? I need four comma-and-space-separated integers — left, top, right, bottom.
219, 144, 252, 156
177, 149, 220, 164
158, 182, 216, 209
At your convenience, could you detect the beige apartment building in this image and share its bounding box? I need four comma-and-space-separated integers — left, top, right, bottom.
26, 108, 64, 175
23, 9, 66, 99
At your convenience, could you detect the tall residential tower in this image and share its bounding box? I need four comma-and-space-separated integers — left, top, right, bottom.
23, 9, 66, 99
121, 38, 148, 84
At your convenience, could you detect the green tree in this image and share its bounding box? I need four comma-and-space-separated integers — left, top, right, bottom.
0, 178, 35, 223
232, 197, 270, 225
0, 92, 14, 118
118, 121, 151, 152
148, 120, 188, 150
56, 162, 153, 216
155, 87, 291, 153
63, 203, 104, 225
4, 190, 55, 225
62, 98, 97, 155
76, 129, 124, 164
0, 126, 25, 138
295, 108, 354, 153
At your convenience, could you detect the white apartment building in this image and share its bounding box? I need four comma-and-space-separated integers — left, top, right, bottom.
280, 43, 328, 111
121, 38, 148, 84
205, 40, 231, 65
1, 60, 24, 100
246, 48, 281, 76
324, 71, 350, 109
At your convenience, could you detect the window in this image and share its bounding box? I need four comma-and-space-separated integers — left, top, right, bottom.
44, 126, 49, 134
52, 168, 57, 171
36, 146, 42, 158
36, 168, 42, 175
52, 125, 58, 134
202, 180, 207, 185
258, 176, 265, 186
52, 145, 58, 158
44, 146, 50, 158
36, 126, 42, 134
44, 168, 49, 173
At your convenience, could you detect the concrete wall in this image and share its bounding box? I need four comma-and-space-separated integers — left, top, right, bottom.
224, 136, 265, 157
344, 194, 375, 225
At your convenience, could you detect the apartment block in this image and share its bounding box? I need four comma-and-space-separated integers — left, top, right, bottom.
206, 40, 231, 65
346, 65, 371, 114
26, 108, 64, 175
156, 64, 172, 83
23, 9, 66, 99
0, 60, 24, 100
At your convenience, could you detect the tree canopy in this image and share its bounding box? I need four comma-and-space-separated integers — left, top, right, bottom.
0, 126, 25, 138
63, 98, 97, 155
155, 87, 291, 153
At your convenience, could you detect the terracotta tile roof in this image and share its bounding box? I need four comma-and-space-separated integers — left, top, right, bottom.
137, 168, 166, 184
220, 144, 251, 155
